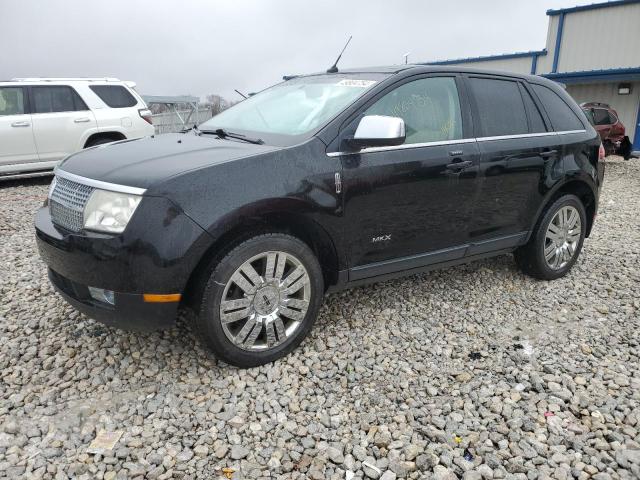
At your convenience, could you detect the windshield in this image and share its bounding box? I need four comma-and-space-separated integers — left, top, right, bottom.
199, 73, 388, 145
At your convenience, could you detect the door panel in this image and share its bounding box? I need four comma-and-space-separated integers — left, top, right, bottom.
465, 76, 554, 242
339, 75, 479, 275
470, 134, 559, 242
31, 112, 96, 161
342, 140, 480, 271
30, 86, 97, 162
0, 87, 38, 166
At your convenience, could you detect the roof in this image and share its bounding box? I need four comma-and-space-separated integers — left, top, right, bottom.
283, 65, 413, 79
287, 65, 548, 85
546, 0, 640, 16
10, 77, 122, 82
426, 50, 546, 66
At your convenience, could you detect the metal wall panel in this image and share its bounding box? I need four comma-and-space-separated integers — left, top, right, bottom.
558, 3, 640, 72
536, 15, 559, 74
566, 82, 640, 143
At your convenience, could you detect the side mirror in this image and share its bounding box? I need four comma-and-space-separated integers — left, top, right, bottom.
350, 115, 406, 149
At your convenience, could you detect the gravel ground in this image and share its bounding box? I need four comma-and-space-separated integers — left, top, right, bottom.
0, 157, 639, 480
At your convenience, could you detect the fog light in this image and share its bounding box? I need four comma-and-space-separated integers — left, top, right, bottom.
88, 287, 115, 305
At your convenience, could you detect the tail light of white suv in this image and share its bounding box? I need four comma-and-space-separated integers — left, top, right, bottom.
138, 109, 153, 125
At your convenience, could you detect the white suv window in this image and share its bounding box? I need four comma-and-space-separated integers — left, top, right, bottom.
89, 85, 137, 108
32, 86, 88, 113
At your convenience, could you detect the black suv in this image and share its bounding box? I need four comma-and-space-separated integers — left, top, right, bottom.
36, 65, 604, 367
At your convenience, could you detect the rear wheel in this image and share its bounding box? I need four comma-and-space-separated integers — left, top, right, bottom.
85, 137, 117, 148
195, 233, 324, 368
515, 194, 586, 280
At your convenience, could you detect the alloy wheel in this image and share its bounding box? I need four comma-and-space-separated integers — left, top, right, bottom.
219, 251, 311, 351
544, 205, 582, 270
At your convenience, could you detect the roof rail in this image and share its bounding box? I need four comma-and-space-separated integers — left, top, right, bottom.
10, 77, 122, 82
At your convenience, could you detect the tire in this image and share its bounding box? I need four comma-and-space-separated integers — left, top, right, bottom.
85, 137, 116, 148
514, 194, 586, 280
603, 140, 615, 157
195, 233, 324, 368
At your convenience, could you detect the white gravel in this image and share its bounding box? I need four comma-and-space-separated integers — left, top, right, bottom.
0, 157, 639, 480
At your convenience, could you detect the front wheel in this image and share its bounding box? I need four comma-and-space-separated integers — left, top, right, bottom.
515, 194, 586, 280
195, 233, 324, 368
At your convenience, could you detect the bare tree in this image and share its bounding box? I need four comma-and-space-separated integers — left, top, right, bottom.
204, 94, 229, 116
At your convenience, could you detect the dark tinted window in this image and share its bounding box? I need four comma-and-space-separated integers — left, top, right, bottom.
593, 108, 610, 125
522, 87, 547, 133
0, 87, 25, 116
365, 77, 463, 143
90, 85, 137, 108
468, 78, 528, 136
531, 84, 584, 131
33, 86, 87, 113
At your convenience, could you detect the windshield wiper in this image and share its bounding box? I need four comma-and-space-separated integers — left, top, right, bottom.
199, 128, 264, 145
181, 124, 200, 134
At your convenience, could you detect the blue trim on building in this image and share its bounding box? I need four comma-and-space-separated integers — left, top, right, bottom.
425, 50, 546, 66
552, 13, 565, 73
531, 53, 539, 74
633, 101, 640, 152
546, 0, 640, 16
543, 67, 640, 83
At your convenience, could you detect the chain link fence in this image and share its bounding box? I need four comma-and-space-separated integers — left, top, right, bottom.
151, 108, 214, 135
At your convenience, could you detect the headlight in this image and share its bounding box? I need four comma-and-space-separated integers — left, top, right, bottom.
83, 189, 142, 233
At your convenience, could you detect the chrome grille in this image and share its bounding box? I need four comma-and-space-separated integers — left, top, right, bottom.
49, 175, 94, 232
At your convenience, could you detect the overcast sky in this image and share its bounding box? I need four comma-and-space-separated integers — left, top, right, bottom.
3, 0, 581, 101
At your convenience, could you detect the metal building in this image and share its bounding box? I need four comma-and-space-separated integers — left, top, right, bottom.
426, 0, 640, 154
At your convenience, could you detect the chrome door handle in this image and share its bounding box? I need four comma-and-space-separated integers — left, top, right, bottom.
74, 118, 91, 123
11, 121, 30, 127
540, 150, 558, 158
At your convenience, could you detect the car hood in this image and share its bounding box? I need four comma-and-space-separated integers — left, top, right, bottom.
58, 133, 280, 189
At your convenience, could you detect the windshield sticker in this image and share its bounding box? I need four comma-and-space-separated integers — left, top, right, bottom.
336, 79, 377, 88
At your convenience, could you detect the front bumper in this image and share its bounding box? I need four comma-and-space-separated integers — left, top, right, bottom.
48, 269, 177, 331
35, 196, 212, 331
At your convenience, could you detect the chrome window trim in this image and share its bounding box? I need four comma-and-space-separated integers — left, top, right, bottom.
326, 130, 586, 157
476, 131, 556, 142
54, 168, 147, 195
326, 138, 476, 157
556, 129, 587, 135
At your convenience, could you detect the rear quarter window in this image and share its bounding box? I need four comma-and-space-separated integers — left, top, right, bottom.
90, 85, 138, 108
531, 84, 584, 132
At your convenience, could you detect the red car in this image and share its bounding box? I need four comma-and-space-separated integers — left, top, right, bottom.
581, 102, 628, 156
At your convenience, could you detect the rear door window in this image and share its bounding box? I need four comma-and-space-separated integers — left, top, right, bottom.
32, 86, 88, 113
468, 77, 528, 137
531, 84, 584, 131
89, 85, 137, 108
0, 87, 25, 116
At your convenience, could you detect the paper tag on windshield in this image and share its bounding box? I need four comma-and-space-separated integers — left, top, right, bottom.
336, 79, 377, 88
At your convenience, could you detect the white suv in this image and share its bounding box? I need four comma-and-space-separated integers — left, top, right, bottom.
0, 78, 155, 178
